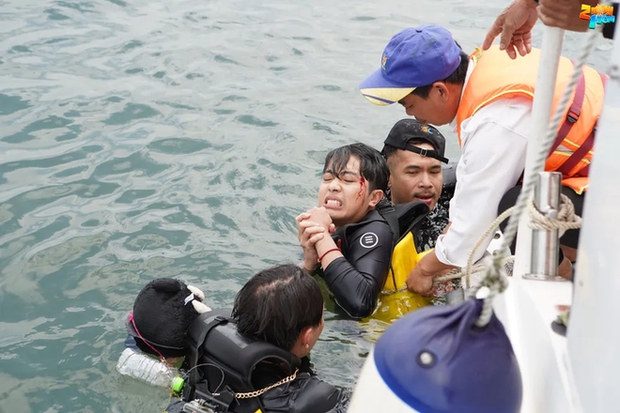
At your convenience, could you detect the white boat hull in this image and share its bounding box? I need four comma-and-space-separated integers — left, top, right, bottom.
491, 261, 580, 413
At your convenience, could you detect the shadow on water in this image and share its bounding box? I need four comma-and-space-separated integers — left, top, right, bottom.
0, 0, 613, 411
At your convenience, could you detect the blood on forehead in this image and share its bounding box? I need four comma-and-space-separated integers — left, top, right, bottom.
357, 176, 366, 200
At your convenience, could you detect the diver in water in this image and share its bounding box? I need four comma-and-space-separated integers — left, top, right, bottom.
167, 264, 350, 413
295, 142, 432, 322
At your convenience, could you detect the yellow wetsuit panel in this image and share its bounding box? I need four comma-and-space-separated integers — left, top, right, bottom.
369, 231, 432, 324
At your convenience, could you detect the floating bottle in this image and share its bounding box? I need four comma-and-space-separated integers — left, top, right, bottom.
116, 347, 182, 388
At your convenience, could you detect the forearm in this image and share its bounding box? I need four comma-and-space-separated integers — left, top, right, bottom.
299, 223, 338, 273
315, 237, 343, 269
406, 248, 457, 295
537, 0, 599, 32
301, 251, 318, 274
420, 249, 454, 274
318, 224, 393, 319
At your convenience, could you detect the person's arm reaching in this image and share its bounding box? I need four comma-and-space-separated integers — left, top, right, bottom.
407, 98, 530, 295
484, 0, 611, 60
435, 122, 528, 268
482, 0, 539, 59
538, 0, 600, 32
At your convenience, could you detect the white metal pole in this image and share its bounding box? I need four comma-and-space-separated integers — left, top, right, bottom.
527, 171, 563, 279
512, 26, 565, 279
503, 25, 566, 413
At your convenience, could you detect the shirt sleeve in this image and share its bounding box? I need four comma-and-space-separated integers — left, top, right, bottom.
321, 220, 394, 319
435, 98, 530, 267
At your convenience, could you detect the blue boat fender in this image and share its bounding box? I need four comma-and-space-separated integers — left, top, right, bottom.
347, 298, 523, 413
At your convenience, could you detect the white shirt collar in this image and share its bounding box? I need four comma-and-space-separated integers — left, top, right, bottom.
448, 57, 476, 132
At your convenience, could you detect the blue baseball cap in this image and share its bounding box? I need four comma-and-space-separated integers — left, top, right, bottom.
360, 25, 463, 106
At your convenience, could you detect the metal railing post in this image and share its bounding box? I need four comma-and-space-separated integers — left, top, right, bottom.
523, 171, 566, 281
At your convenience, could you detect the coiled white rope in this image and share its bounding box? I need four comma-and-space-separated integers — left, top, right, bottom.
434, 193, 582, 287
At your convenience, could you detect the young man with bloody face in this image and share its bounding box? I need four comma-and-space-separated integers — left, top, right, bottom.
295, 143, 395, 319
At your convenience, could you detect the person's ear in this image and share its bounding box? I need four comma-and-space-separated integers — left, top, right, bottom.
434, 82, 449, 101
300, 326, 314, 348
368, 189, 384, 208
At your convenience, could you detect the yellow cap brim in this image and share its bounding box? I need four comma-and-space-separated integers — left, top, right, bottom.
360, 87, 415, 106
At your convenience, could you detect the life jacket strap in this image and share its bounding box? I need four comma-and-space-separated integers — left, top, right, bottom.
375, 198, 400, 247
549, 66, 586, 156
555, 70, 608, 177
185, 314, 229, 388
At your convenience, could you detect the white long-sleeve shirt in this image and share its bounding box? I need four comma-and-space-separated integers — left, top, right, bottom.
434, 61, 533, 268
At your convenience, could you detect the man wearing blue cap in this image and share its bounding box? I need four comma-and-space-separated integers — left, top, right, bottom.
359, 24, 606, 294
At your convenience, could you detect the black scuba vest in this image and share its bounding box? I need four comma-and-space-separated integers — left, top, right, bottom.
331, 199, 429, 253
180, 310, 299, 413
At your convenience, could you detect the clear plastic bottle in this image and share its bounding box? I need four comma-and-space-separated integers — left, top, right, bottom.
116, 347, 179, 388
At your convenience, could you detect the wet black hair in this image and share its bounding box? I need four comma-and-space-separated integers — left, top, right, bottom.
411, 43, 469, 99
231, 264, 324, 352
322, 142, 389, 193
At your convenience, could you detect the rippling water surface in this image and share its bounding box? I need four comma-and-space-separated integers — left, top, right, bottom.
0, 0, 613, 411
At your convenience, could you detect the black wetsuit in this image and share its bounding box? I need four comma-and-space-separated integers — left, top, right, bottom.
319, 209, 395, 319
166, 357, 350, 413
252, 357, 350, 412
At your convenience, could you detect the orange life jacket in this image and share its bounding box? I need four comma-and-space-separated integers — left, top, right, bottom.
456, 46, 607, 195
